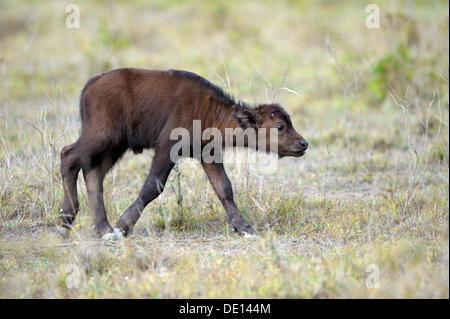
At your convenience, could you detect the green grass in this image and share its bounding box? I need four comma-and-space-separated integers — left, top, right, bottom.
0, 0, 448, 298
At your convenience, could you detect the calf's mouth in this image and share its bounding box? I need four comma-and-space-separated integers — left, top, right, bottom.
278, 149, 306, 158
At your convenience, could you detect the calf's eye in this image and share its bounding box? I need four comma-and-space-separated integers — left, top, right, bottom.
277, 124, 284, 131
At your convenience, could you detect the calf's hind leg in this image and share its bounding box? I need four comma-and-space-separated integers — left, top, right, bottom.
83, 148, 125, 237
58, 142, 82, 235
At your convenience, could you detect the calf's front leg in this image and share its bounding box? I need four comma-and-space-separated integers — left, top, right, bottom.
114, 149, 174, 237
202, 162, 255, 235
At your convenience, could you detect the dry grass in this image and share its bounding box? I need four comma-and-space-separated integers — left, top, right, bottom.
0, 0, 448, 298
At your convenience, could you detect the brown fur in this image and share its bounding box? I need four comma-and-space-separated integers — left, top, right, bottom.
59, 68, 308, 237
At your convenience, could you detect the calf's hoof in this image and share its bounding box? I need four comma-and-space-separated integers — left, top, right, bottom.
114, 219, 133, 238
232, 222, 257, 237
237, 226, 257, 237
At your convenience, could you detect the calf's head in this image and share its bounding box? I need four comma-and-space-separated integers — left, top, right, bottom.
233, 104, 308, 158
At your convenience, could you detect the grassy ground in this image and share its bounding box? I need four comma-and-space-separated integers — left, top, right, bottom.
0, 0, 448, 298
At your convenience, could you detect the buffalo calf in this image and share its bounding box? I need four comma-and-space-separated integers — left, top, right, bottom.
58, 68, 308, 239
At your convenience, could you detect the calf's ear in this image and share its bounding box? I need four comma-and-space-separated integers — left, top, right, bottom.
232, 109, 257, 129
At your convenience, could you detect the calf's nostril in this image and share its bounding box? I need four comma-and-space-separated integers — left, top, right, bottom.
299, 139, 308, 149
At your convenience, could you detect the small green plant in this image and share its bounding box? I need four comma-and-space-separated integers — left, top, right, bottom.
369, 44, 414, 103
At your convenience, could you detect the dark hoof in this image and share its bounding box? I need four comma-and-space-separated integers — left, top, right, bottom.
232, 220, 256, 237
237, 226, 257, 237
114, 219, 133, 238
